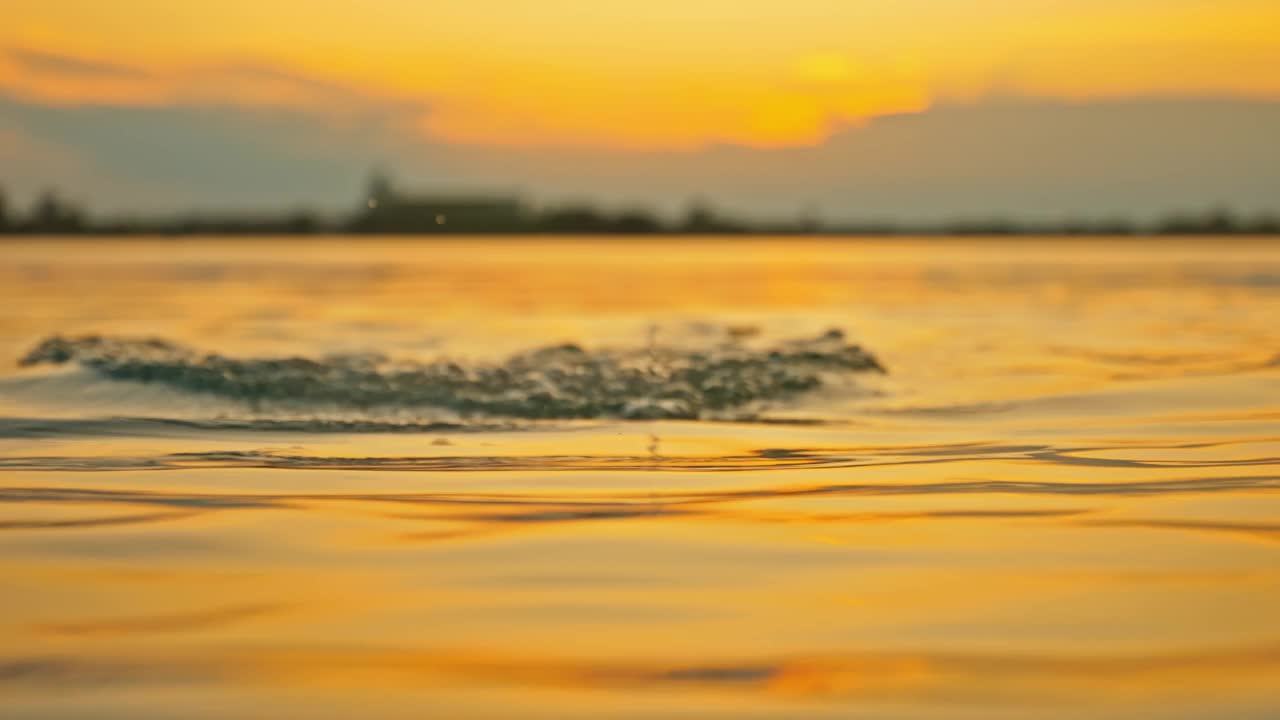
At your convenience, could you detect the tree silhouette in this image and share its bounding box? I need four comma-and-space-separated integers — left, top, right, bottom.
30, 189, 85, 233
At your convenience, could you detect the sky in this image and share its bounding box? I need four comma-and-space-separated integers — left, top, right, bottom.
2, 1, 1279, 219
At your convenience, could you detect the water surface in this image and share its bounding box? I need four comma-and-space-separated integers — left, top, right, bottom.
1, 237, 1278, 719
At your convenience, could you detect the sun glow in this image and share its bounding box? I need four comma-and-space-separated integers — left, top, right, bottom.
3, 0, 1279, 149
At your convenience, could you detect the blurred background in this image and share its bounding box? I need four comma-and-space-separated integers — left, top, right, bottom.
2, 0, 1279, 234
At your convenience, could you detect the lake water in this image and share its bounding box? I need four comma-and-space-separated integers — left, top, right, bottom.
1, 237, 1278, 719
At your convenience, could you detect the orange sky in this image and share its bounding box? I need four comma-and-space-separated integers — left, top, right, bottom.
3, 0, 1279, 149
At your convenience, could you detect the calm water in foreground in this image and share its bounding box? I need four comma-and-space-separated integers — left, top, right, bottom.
1, 237, 1278, 719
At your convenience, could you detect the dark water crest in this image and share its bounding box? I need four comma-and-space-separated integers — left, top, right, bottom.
18, 330, 884, 420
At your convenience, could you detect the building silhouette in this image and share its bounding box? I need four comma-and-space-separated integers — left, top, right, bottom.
349, 172, 525, 233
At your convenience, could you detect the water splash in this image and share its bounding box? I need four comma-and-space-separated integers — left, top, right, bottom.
18, 330, 884, 420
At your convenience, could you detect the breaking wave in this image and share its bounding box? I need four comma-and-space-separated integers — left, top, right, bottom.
17, 330, 884, 421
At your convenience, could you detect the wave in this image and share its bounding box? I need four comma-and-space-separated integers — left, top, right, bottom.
3, 439, 1275, 473
5, 477, 1278, 518
17, 330, 884, 420
0, 416, 527, 439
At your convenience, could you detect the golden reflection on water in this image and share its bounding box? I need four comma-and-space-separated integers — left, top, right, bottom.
0, 237, 1278, 718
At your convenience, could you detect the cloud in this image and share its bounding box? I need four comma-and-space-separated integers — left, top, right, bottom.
0, 48, 422, 119
0, 78, 427, 211
2, 90, 1279, 220
170, 63, 424, 115
1, 47, 933, 150
6, 48, 149, 79
427, 96, 1280, 220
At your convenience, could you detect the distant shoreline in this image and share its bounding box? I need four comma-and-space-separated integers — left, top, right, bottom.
3, 231, 1278, 241
6, 174, 1277, 238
